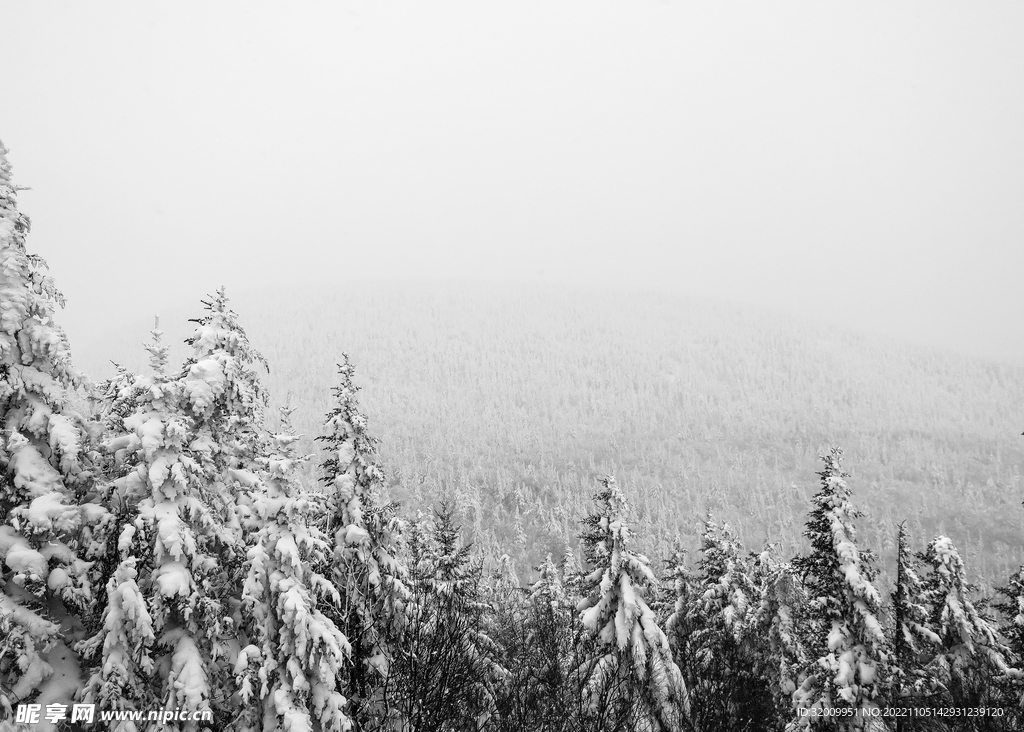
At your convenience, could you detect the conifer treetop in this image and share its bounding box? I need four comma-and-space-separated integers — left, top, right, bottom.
0, 141, 95, 719
577, 476, 689, 731
791, 448, 888, 724
181, 287, 267, 429
0, 141, 80, 407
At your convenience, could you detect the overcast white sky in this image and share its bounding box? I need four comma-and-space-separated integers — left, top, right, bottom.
1, 1, 1022, 363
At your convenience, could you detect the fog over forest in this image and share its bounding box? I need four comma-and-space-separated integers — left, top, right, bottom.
1, 2, 1022, 366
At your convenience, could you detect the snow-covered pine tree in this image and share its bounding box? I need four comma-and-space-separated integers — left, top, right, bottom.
393, 503, 508, 731
917, 535, 1018, 712
790, 448, 888, 729
318, 356, 410, 731
576, 476, 689, 732
673, 517, 775, 730
0, 141, 100, 721
235, 407, 352, 732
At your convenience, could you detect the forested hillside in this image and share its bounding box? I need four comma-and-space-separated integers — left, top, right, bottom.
76, 282, 1024, 587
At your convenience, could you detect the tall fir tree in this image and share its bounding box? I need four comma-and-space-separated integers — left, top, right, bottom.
790, 448, 888, 729
179, 287, 268, 500
890, 521, 937, 720
318, 356, 411, 731
0, 141, 100, 719
81, 294, 269, 728
235, 407, 352, 732
78, 326, 172, 726
576, 476, 689, 732
750, 548, 808, 726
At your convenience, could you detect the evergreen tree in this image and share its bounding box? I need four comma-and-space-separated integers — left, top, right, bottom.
80, 298, 266, 728
672, 517, 775, 731
791, 448, 888, 729
916, 536, 1018, 716
750, 548, 808, 725
235, 408, 352, 732
494, 552, 577, 732
76, 326, 172, 728
318, 356, 411, 731
997, 565, 1024, 670
890, 521, 938, 718
995, 565, 1024, 725
179, 287, 268, 507
392, 504, 507, 731
0, 141, 99, 717
576, 476, 689, 732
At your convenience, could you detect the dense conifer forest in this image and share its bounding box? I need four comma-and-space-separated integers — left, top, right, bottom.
80, 282, 1024, 590
4, 139, 1024, 731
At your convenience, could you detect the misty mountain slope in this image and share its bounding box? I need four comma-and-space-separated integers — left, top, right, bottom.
73, 282, 1024, 586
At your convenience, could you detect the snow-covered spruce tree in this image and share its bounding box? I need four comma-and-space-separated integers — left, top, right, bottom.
393, 503, 507, 731
890, 521, 938, 715
81, 295, 268, 727
576, 476, 689, 732
235, 407, 352, 732
996, 565, 1024, 723
0, 141, 101, 720
318, 356, 411, 731
670, 517, 775, 730
77, 327, 171, 724
178, 290, 270, 716
916, 535, 1018, 714
180, 287, 268, 487
750, 548, 809, 726
997, 566, 1024, 666
790, 448, 888, 729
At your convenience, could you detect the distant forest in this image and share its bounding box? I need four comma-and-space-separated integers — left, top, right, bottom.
81, 280, 1024, 590
4, 140, 1024, 730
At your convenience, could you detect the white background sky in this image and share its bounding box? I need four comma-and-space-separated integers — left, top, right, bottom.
1, 1, 1022, 363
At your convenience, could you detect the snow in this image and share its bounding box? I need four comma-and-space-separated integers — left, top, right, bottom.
46, 567, 70, 591
156, 561, 194, 598
32, 641, 83, 732
8, 439, 63, 498
154, 501, 186, 561
4, 538, 47, 577
167, 632, 211, 719
26, 492, 70, 532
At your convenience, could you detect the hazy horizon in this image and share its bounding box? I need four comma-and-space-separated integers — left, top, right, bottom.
2, 1, 1022, 364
